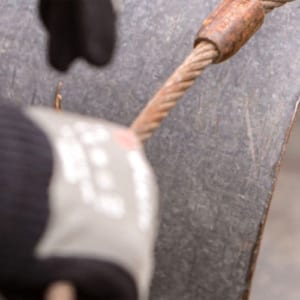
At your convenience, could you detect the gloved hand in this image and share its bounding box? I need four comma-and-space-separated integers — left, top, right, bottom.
0, 106, 158, 300
39, 0, 117, 71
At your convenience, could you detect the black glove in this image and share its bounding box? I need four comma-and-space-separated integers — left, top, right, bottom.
39, 0, 116, 71
0, 106, 158, 300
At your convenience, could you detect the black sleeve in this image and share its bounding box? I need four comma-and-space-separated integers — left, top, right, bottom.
39, 0, 116, 71
0, 106, 138, 300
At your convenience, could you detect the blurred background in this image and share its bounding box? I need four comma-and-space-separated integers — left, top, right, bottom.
251, 114, 300, 300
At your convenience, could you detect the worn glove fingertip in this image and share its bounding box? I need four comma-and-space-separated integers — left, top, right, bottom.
77, 0, 117, 66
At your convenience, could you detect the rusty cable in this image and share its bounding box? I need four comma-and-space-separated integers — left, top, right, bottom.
131, 41, 217, 142
131, 0, 295, 143
262, 0, 294, 12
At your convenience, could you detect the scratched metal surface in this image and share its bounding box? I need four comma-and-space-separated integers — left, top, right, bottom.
251, 119, 300, 300
1, 1, 300, 299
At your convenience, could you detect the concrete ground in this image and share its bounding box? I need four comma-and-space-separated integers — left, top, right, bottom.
251, 116, 300, 300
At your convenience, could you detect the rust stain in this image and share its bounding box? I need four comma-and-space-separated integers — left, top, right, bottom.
195, 0, 265, 63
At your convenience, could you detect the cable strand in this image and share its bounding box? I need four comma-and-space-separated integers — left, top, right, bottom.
131, 0, 294, 142
261, 0, 294, 12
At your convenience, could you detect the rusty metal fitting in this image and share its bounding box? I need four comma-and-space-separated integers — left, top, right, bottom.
194, 0, 265, 63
